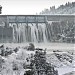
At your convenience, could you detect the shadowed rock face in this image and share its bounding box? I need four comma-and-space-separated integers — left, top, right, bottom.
0, 5, 2, 14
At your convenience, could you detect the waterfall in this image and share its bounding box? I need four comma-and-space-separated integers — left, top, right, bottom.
28, 23, 38, 42
10, 23, 50, 43
38, 23, 47, 42
8, 20, 74, 43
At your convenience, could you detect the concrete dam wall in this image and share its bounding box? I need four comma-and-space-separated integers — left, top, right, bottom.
0, 15, 75, 43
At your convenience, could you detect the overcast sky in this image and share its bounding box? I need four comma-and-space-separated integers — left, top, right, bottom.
0, 0, 75, 15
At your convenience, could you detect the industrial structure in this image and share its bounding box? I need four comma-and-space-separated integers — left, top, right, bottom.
0, 15, 75, 43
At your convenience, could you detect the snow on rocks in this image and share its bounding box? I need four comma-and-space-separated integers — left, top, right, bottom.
0, 44, 35, 75
0, 43, 74, 75
46, 50, 74, 68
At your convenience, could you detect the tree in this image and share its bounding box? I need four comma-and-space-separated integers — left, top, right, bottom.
0, 5, 2, 14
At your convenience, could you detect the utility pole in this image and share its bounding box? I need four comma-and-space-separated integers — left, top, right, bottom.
0, 5, 2, 14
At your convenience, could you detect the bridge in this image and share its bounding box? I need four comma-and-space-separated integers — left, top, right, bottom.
0, 15, 75, 25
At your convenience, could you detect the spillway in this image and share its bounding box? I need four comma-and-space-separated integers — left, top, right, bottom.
0, 15, 74, 43
10, 23, 51, 43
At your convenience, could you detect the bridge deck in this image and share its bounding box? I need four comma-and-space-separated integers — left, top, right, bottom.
0, 15, 75, 23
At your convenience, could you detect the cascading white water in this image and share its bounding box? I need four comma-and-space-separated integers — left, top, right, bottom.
38, 23, 47, 42
6, 18, 75, 43
28, 24, 38, 42
9, 22, 53, 43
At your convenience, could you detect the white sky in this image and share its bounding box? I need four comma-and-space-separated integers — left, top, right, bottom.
0, 0, 75, 15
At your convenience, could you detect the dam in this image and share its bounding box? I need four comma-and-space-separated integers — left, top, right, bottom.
0, 15, 75, 43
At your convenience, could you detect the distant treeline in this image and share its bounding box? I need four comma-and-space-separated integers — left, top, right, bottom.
40, 2, 75, 14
